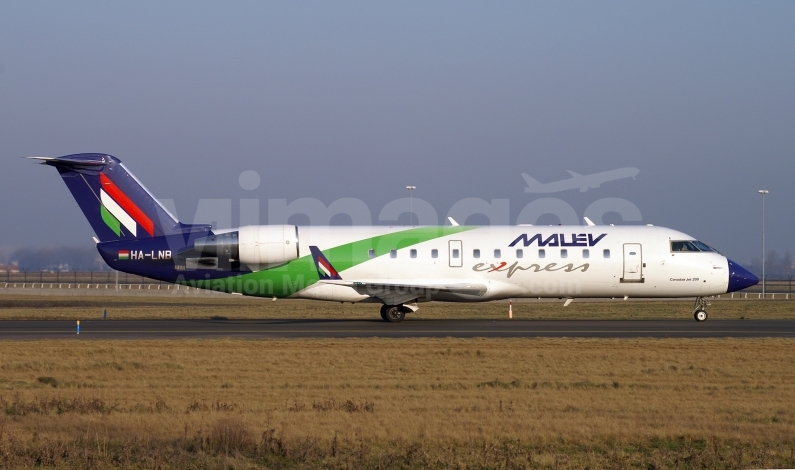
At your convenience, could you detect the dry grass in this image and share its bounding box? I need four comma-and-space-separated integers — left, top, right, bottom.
0, 293, 794, 320
0, 338, 793, 468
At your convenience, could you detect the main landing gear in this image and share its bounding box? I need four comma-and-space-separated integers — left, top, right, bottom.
380, 304, 411, 323
692, 296, 710, 322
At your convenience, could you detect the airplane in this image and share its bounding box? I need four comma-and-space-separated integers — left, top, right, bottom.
32, 154, 757, 322
522, 167, 640, 193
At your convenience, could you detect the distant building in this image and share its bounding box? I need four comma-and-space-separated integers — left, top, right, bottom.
0, 264, 20, 273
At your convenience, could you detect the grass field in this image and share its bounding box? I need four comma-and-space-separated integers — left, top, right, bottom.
1, 338, 794, 468
0, 293, 795, 321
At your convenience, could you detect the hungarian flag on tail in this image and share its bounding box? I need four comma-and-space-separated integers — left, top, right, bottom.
99, 173, 154, 238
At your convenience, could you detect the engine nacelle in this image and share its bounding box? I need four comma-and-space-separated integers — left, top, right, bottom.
238, 225, 299, 268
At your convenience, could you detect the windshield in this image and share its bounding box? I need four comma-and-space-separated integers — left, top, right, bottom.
691, 241, 713, 252
671, 241, 715, 252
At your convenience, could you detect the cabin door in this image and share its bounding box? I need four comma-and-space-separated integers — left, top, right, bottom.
621, 243, 643, 283
449, 240, 463, 267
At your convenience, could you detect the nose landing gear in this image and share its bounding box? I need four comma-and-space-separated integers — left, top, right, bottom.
692, 296, 711, 322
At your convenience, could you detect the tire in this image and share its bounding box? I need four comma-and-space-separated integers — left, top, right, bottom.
694, 310, 708, 322
379, 304, 389, 321
385, 305, 405, 323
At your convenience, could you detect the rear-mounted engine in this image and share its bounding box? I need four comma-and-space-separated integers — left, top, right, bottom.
179, 225, 299, 271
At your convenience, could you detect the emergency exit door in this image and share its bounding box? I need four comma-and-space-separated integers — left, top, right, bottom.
449, 240, 463, 267
621, 243, 644, 283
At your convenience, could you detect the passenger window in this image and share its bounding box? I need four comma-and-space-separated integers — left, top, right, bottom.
473, 249, 480, 259
368, 249, 375, 259
452, 249, 460, 258
583, 249, 589, 259
390, 250, 397, 258
561, 249, 568, 258
410, 249, 417, 258
516, 249, 523, 259
494, 249, 501, 258
603, 249, 610, 258
539, 249, 545, 259
431, 249, 438, 258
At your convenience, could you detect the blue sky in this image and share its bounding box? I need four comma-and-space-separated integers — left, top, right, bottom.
1, 1, 793, 263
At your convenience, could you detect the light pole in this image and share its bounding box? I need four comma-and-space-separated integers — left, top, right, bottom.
406, 186, 416, 226
759, 190, 769, 298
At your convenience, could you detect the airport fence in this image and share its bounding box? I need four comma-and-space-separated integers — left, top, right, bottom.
2, 270, 158, 285
0, 270, 189, 291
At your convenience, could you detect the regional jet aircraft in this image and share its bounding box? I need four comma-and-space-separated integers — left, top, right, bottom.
522, 167, 640, 193
33, 154, 757, 322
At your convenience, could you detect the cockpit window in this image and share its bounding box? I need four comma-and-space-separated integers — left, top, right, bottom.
691, 241, 713, 252
671, 241, 713, 252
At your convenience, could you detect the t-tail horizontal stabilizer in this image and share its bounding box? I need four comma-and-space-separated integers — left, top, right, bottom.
32, 154, 212, 242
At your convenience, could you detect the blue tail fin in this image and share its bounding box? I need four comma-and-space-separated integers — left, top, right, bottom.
309, 246, 342, 280
33, 154, 211, 242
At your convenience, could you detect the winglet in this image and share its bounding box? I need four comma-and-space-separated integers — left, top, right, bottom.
447, 217, 459, 226
583, 217, 595, 226
309, 246, 342, 280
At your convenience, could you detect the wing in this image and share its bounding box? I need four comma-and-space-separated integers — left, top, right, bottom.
308, 245, 487, 304
321, 279, 488, 305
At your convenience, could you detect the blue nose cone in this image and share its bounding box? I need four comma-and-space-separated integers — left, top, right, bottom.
727, 259, 759, 293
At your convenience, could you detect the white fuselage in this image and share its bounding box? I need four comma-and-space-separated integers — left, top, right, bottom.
290, 225, 729, 302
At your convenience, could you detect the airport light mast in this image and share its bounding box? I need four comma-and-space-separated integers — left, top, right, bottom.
759, 189, 769, 298
406, 185, 416, 226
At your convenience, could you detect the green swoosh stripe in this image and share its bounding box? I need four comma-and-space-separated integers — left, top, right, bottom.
189, 226, 477, 297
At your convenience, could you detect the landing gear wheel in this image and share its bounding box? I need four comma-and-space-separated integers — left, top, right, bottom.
384, 305, 406, 323
692, 296, 711, 322
379, 304, 389, 321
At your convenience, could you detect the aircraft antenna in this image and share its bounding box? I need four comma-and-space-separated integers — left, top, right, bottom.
406, 186, 416, 226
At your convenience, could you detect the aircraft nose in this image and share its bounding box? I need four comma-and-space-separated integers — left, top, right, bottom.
726, 259, 759, 293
